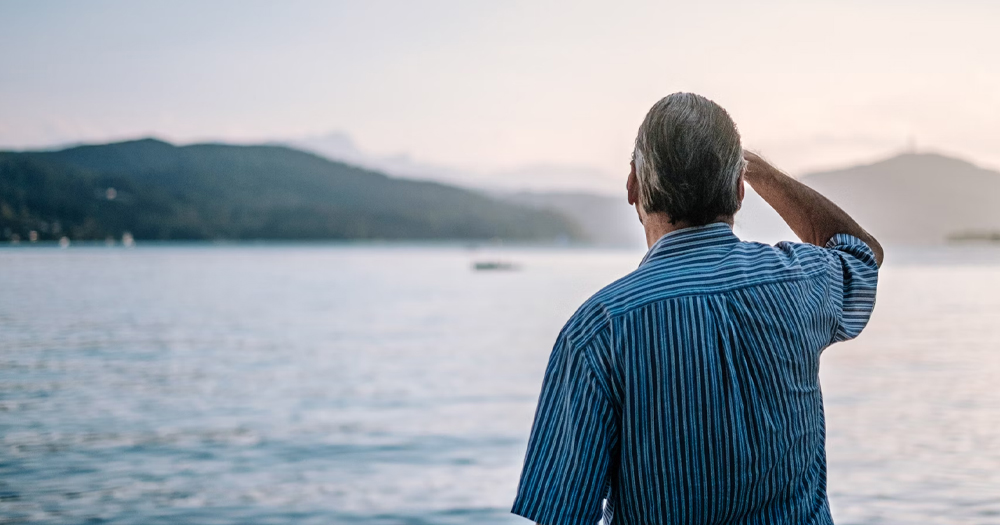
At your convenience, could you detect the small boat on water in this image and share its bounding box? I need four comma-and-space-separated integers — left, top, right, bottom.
472, 260, 519, 271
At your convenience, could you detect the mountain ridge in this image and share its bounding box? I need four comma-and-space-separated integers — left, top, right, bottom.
0, 138, 582, 242
799, 152, 1000, 244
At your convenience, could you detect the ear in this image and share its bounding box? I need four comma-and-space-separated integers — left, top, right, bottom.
737, 170, 745, 204
627, 161, 639, 206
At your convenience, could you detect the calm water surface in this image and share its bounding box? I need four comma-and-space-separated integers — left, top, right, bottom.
1, 244, 999, 524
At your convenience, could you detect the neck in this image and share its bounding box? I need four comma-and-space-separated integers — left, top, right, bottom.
641, 213, 733, 248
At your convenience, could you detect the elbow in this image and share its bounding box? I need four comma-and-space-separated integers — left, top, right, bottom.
867, 235, 884, 267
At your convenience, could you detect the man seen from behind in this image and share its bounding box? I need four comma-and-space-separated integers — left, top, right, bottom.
512, 92, 883, 525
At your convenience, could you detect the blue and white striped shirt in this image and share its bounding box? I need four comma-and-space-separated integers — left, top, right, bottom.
513, 223, 879, 525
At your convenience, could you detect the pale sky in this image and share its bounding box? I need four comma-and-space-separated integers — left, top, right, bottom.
2, 0, 998, 192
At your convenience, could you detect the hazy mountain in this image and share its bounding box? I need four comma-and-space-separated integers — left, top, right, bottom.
802, 153, 1000, 244
284, 132, 434, 179
502, 191, 646, 248
737, 152, 1000, 245
284, 131, 622, 195
286, 132, 636, 245
0, 139, 582, 242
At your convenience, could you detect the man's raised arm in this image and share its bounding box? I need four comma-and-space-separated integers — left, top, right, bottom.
743, 151, 884, 266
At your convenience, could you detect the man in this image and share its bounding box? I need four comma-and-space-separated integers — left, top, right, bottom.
512, 93, 882, 525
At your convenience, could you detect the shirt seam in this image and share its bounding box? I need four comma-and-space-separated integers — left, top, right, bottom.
566, 271, 833, 357
606, 271, 832, 323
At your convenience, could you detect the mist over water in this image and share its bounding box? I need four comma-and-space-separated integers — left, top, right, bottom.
2, 244, 999, 524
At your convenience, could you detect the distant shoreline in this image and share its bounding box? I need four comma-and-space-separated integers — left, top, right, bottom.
947, 231, 1000, 244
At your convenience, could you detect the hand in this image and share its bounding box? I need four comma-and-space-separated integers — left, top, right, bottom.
742, 150, 767, 185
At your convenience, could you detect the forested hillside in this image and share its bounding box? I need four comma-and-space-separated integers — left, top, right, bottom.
0, 139, 582, 242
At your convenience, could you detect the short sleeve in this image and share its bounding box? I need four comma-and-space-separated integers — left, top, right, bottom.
512, 333, 616, 525
825, 233, 880, 342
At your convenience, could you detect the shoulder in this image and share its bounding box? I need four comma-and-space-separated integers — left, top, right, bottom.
559, 238, 870, 345
556, 265, 653, 352
559, 291, 615, 351
741, 238, 855, 279
771, 236, 880, 287
608, 241, 831, 306
749, 237, 829, 263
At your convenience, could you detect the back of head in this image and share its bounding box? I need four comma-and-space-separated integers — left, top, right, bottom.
633, 93, 745, 225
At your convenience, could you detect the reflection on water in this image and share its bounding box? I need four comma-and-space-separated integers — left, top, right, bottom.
1, 244, 999, 524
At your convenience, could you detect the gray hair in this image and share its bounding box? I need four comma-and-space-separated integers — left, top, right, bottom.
633, 93, 745, 225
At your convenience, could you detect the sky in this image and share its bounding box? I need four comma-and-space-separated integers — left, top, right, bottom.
2, 0, 999, 193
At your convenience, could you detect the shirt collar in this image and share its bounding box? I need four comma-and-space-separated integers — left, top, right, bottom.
639, 222, 740, 267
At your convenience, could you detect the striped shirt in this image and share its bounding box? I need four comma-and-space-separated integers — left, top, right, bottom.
513, 222, 879, 525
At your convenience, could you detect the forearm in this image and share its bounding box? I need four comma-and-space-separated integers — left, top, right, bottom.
744, 152, 884, 266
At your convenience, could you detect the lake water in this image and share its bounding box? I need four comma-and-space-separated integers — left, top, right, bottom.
2, 244, 999, 524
